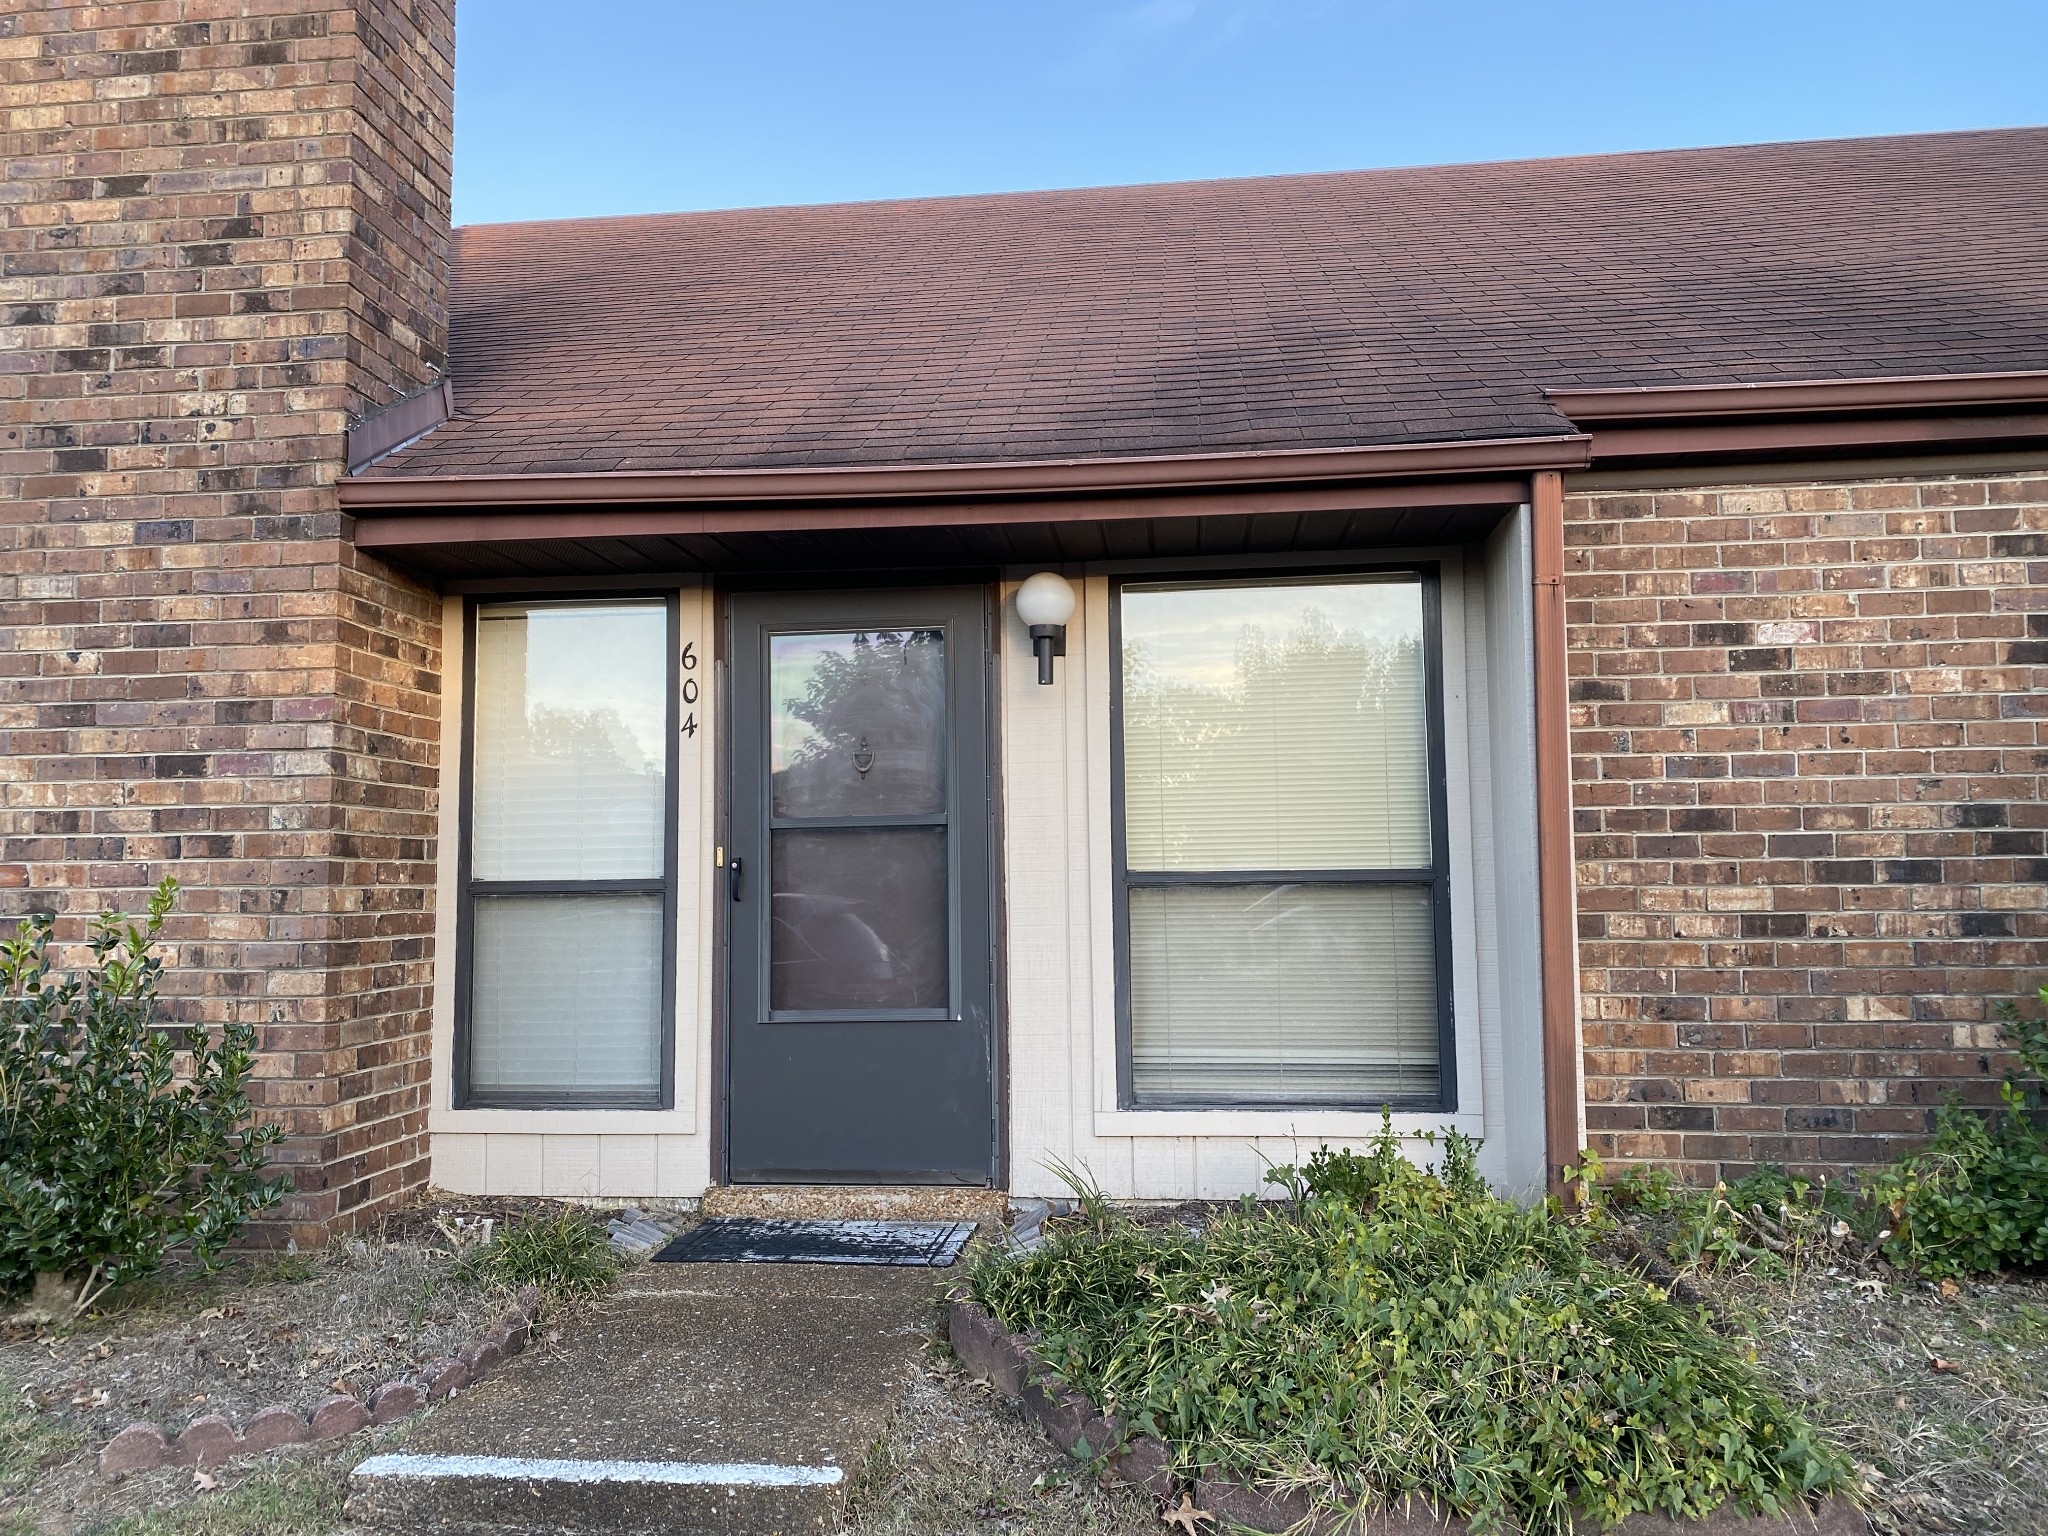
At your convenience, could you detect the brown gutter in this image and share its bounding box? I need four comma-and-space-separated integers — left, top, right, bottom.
1582, 409, 2048, 463
1546, 368, 2048, 422
339, 434, 1591, 511
1530, 468, 1583, 1198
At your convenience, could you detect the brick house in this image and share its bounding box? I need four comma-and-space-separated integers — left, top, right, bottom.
5, 5, 2044, 1241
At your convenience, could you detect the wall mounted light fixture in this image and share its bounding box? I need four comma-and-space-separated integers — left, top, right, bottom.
1015, 571, 1077, 685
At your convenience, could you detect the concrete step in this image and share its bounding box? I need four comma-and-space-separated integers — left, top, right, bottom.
700, 1183, 1008, 1224
346, 1451, 843, 1535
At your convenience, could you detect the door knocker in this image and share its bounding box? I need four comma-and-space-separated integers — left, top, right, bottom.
852, 736, 874, 775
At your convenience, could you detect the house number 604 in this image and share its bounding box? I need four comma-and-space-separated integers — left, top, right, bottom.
680, 641, 699, 737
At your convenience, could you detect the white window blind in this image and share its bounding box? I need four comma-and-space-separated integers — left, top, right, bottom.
1128, 884, 1439, 1103
1119, 577, 1443, 1106
469, 894, 664, 1095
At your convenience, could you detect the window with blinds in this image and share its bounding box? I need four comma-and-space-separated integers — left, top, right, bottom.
458, 599, 675, 1107
1115, 574, 1450, 1108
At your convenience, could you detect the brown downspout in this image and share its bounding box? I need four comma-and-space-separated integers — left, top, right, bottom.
1531, 469, 1583, 1197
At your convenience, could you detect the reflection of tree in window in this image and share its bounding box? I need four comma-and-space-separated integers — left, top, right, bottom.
773, 630, 945, 818
526, 704, 649, 776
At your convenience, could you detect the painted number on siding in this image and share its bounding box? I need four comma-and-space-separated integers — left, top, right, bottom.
681, 642, 699, 737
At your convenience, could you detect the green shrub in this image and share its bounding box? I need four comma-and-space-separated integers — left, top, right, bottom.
1272, 1122, 1491, 1207
457, 1209, 618, 1300
0, 880, 286, 1311
974, 1122, 1851, 1535
1868, 988, 2048, 1279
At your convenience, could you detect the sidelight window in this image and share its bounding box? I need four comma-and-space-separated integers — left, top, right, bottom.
1113, 572, 1453, 1109
457, 597, 677, 1107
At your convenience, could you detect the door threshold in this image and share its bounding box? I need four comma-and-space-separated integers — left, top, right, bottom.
702, 1185, 1008, 1224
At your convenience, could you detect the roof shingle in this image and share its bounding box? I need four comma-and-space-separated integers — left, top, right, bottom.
364, 128, 2048, 480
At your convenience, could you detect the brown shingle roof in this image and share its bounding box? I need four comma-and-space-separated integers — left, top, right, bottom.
365, 128, 2048, 479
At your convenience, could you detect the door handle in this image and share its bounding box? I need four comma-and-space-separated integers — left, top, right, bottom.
728, 854, 743, 903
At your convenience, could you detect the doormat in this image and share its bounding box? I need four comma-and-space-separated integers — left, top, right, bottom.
653, 1218, 977, 1267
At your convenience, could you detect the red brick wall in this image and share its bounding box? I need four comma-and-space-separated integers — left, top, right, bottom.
1567, 471, 2048, 1182
0, 1, 454, 1240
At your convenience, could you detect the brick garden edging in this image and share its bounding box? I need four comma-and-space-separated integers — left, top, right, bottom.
946, 1300, 1870, 1536
97, 1287, 540, 1476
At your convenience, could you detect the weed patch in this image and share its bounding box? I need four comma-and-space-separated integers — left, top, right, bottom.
1867, 989, 2048, 1279
455, 1208, 618, 1304
971, 1126, 1852, 1536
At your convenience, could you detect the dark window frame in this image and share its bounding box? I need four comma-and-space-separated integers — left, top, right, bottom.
453, 591, 682, 1111
1108, 563, 1457, 1114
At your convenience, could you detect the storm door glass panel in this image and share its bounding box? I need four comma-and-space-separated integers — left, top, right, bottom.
771, 630, 945, 817
1128, 884, 1439, 1104
764, 625, 953, 1017
1122, 580, 1429, 870
770, 828, 948, 1010
1118, 575, 1445, 1109
473, 603, 668, 880
469, 894, 664, 1095
464, 598, 670, 1105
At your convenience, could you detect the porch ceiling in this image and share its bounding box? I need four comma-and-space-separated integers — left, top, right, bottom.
356, 494, 1517, 581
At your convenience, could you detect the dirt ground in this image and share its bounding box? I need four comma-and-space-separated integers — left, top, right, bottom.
1716, 1266, 2048, 1536
0, 1195, 566, 1536
844, 1343, 1161, 1536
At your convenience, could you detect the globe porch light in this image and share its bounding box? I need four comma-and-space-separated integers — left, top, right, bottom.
1015, 572, 1077, 685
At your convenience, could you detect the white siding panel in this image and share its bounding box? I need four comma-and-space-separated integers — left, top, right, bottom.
1483, 509, 1548, 1193
1193, 1138, 1267, 1201
484, 1133, 543, 1195
540, 1135, 602, 1198
1463, 550, 1510, 1191
432, 1132, 487, 1194
1130, 1138, 1196, 1201
656, 1134, 706, 1199
598, 1136, 658, 1197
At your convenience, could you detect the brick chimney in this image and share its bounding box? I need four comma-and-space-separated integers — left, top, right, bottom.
0, 1, 457, 1242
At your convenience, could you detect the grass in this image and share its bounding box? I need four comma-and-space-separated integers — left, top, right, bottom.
0, 1372, 88, 1509
454, 1208, 619, 1305
86, 1459, 349, 1536
1581, 1142, 2048, 1531
969, 1128, 1854, 1536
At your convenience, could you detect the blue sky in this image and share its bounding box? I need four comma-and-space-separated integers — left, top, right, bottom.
454, 1, 2048, 226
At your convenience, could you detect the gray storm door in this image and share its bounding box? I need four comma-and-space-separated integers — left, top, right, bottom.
726, 587, 997, 1184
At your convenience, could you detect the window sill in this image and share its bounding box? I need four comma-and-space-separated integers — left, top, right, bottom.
1092, 1107, 1482, 1140
430, 1106, 696, 1136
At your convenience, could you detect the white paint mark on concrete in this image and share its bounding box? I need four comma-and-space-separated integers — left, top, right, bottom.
352, 1452, 843, 1487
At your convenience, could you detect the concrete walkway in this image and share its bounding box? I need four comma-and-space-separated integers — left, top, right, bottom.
347, 1262, 943, 1535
